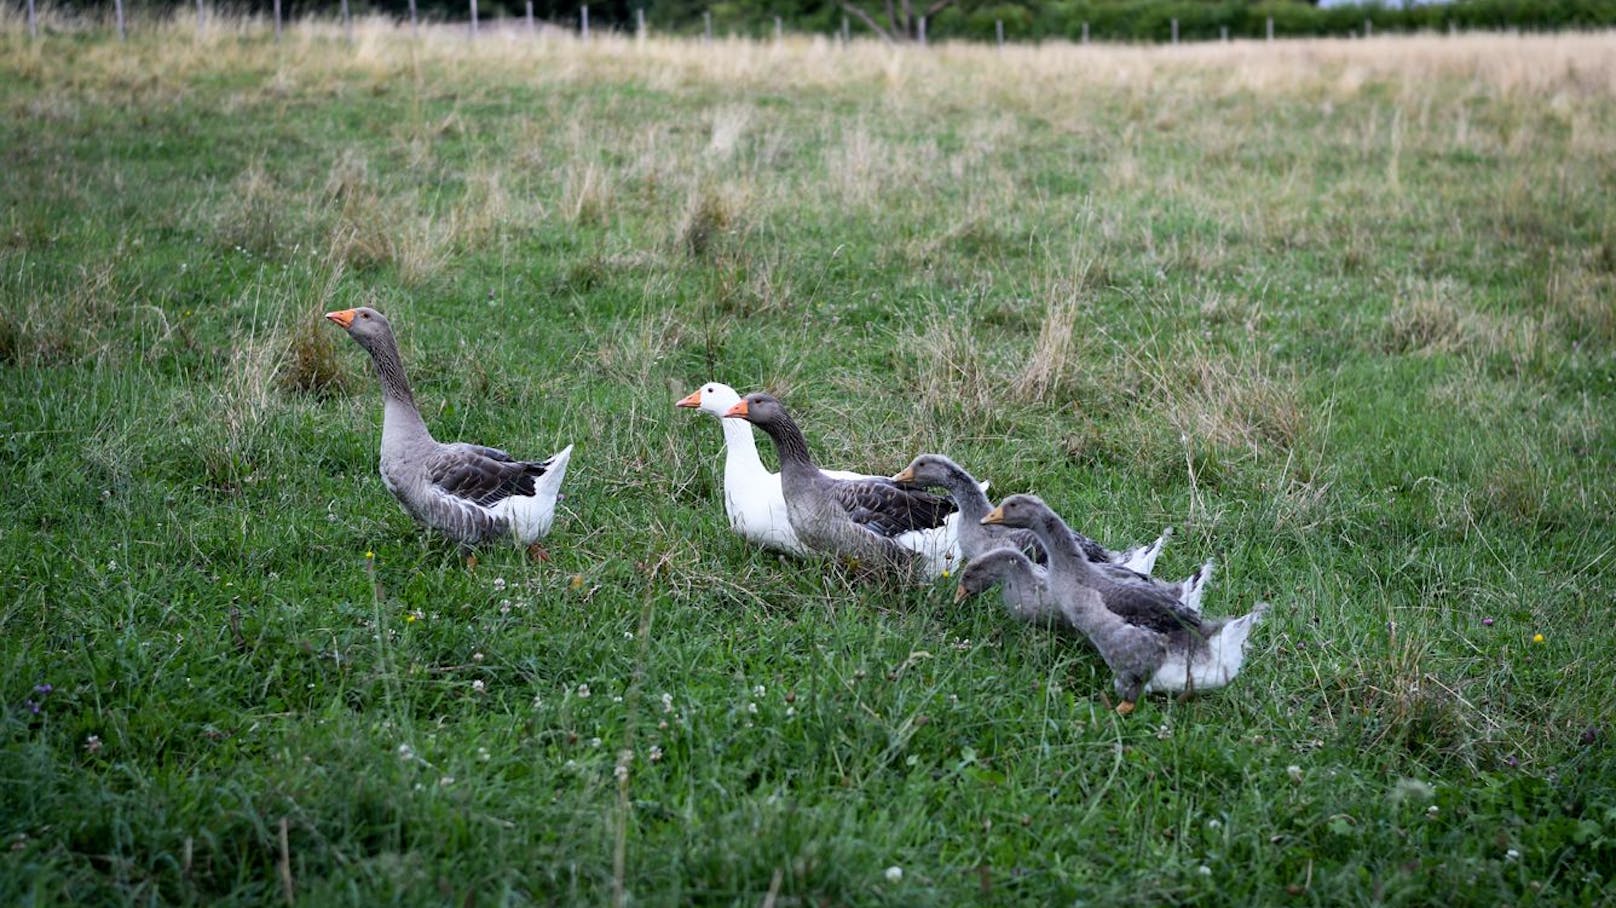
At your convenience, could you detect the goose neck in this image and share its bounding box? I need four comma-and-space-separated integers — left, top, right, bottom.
755, 411, 817, 472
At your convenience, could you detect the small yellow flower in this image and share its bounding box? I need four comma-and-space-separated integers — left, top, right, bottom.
1532, 633, 1545, 644
365, 550, 375, 560
405, 613, 418, 624
569, 575, 584, 591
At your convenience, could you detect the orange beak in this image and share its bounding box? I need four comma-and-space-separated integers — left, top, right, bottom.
675, 390, 702, 409
892, 466, 916, 484
325, 309, 356, 329
981, 505, 1005, 526
723, 400, 749, 419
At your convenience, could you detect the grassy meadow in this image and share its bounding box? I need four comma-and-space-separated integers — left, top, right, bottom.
3, 13, 1615, 905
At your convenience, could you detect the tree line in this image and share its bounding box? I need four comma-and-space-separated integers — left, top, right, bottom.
41, 0, 1616, 41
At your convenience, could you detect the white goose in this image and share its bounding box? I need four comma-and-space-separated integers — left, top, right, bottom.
722, 392, 967, 579
678, 384, 970, 577
327, 306, 572, 557
677, 382, 873, 556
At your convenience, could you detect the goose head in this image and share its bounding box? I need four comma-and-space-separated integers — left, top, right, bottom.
980, 493, 1052, 530
954, 548, 1029, 604
325, 306, 396, 357
722, 392, 787, 426
893, 453, 966, 488
675, 382, 743, 418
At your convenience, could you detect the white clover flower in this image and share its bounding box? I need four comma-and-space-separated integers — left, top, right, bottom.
477, 747, 491, 762
1197, 865, 1212, 877
661, 693, 674, 713
752, 684, 766, 698
649, 745, 663, 763
492, 577, 507, 591
577, 683, 591, 698
439, 775, 455, 787
747, 702, 758, 715
471, 680, 486, 694
1287, 765, 1304, 784
884, 866, 903, 883
397, 743, 415, 762
1505, 848, 1520, 862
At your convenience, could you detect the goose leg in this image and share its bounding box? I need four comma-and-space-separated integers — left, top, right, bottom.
1115, 677, 1146, 716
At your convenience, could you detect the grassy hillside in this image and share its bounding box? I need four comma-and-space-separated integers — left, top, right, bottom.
2, 17, 1614, 905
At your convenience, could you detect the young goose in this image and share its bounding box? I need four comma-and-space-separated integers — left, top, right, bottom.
894, 454, 1170, 574
326, 307, 572, 555
676, 382, 873, 556
723, 393, 961, 577
895, 454, 1212, 611
983, 494, 1267, 715
955, 547, 1060, 628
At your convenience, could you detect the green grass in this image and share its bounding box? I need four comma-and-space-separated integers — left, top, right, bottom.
3, 19, 1616, 906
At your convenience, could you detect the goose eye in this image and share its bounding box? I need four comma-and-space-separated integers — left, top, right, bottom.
361, 312, 371, 319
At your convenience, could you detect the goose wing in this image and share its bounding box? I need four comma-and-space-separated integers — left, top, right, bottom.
1103, 583, 1206, 637
831, 478, 956, 538
426, 443, 549, 507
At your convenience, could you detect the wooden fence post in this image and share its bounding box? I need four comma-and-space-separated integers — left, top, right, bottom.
1171, 17, 1178, 44
408, 0, 418, 35
703, 11, 711, 42
1081, 22, 1089, 44
197, 0, 205, 35
581, 5, 589, 40
1266, 16, 1274, 41
27, 0, 36, 39
774, 16, 782, 42
274, 0, 282, 40
525, 1, 534, 33
1220, 24, 1228, 42
1364, 18, 1372, 37
342, 0, 352, 42
470, 0, 479, 38
115, 0, 126, 41
918, 15, 926, 45
636, 7, 646, 41
841, 15, 849, 44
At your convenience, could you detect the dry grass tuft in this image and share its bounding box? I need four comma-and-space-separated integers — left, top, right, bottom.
276, 259, 352, 396
561, 159, 613, 227
1159, 347, 1304, 457
1379, 277, 1540, 360
1011, 280, 1085, 404
322, 151, 397, 270
675, 181, 747, 259
900, 309, 999, 427
215, 161, 292, 256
